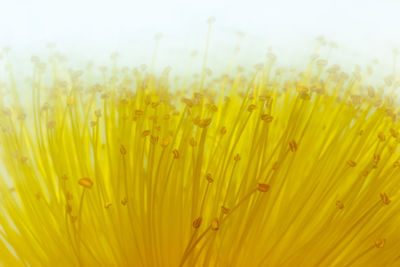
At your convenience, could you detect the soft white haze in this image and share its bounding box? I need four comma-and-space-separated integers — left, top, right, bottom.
0, 0, 399, 75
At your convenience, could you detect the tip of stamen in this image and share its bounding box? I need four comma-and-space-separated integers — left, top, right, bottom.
78, 177, 93, 189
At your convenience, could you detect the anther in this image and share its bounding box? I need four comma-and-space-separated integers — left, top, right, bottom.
234, 154, 241, 162
390, 128, 398, 138
378, 132, 386, 142
206, 173, 214, 183
336, 200, 344, 210
375, 238, 386, 248
66, 192, 73, 201
189, 137, 197, 147
258, 95, 272, 102
47, 121, 56, 129
150, 135, 159, 145
380, 193, 391, 205
135, 110, 144, 116
209, 105, 218, 112
220, 127, 227, 135
120, 145, 127, 155
247, 104, 256, 112
161, 137, 170, 147
257, 182, 270, 192
261, 114, 273, 123
289, 140, 297, 152
142, 130, 151, 137
296, 83, 308, 93
78, 177, 93, 189
393, 161, 400, 167
66, 204, 72, 214
272, 162, 279, 170
221, 206, 230, 214
299, 92, 311, 100
104, 203, 112, 209
182, 98, 194, 107
199, 118, 212, 128
192, 217, 202, 229
193, 116, 201, 125
172, 149, 180, 159
211, 218, 219, 231
95, 109, 102, 118
70, 216, 78, 223
346, 160, 357, 167
121, 197, 128, 206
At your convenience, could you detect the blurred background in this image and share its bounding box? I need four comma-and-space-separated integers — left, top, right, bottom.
0, 0, 399, 76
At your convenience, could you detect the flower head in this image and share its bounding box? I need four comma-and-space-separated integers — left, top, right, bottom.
0, 44, 400, 266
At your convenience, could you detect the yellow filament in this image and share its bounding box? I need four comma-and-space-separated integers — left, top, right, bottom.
1, 42, 400, 267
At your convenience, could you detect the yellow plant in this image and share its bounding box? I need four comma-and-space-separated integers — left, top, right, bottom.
0, 38, 400, 266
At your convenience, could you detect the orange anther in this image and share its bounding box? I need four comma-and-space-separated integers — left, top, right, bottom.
135, 110, 144, 116
120, 145, 127, 155
289, 140, 297, 152
142, 130, 151, 137
257, 182, 270, 192
378, 132, 386, 142
336, 200, 344, 210
375, 238, 386, 248
234, 154, 241, 162
261, 114, 273, 123
161, 137, 170, 147
192, 217, 202, 229
172, 149, 180, 159
248, 104, 256, 112
221, 206, 230, 214
94, 109, 102, 118
150, 135, 158, 145
220, 127, 227, 135
211, 218, 219, 231
206, 173, 214, 183
346, 160, 356, 167
199, 118, 212, 128
78, 177, 93, 189
380, 193, 391, 205
189, 137, 197, 147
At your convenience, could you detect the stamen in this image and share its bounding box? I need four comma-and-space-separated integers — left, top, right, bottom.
336, 200, 344, 210
257, 182, 270, 192
211, 219, 219, 231
347, 160, 357, 167
192, 217, 202, 229
120, 145, 127, 155
289, 140, 298, 152
375, 238, 386, 248
380, 193, 391, 205
78, 177, 93, 189
206, 173, 214, 183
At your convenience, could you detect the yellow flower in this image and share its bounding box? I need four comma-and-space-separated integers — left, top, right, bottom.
0, 46, 400, 266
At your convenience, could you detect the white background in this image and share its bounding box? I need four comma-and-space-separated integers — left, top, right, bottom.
0, 0, 399, 75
